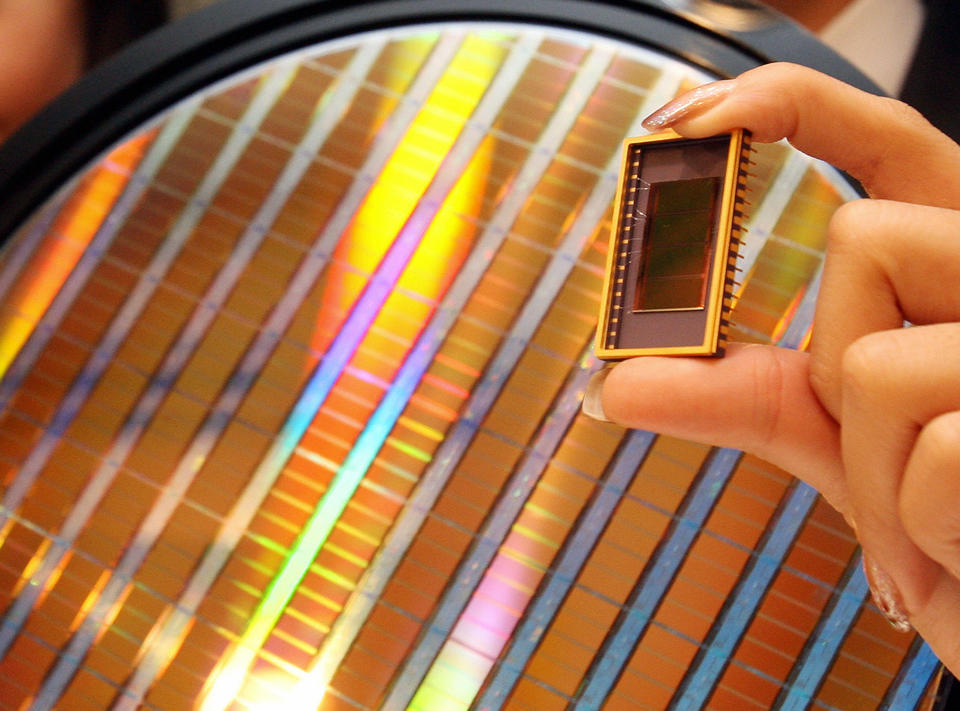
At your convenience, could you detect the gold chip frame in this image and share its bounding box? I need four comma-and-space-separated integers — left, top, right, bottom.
596, 128, 751, 358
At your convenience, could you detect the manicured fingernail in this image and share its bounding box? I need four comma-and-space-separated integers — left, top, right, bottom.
863, 554, 911, 633
581, 368, 612, 422
642, 80, 736, 130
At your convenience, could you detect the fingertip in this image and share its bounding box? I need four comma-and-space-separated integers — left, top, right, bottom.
672, 62, 960, 204
863, 553, 912, 633
599, 354, 704, 425
595, 345, 771, 441
640, 80, 735, 131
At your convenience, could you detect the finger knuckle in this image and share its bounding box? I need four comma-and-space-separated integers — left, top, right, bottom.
827, 199, 875, 254
826, 199, 910, 288
878, 96, 932, 134
745, 346, 788, 456
735, 63, 804, 141
916, 412, 960, 468
840, 332, 901, 398
898, 413, 960, 559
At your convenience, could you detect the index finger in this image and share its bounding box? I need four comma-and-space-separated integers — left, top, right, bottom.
643, 63, 960, 209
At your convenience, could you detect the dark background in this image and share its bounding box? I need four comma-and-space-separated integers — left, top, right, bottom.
902, 0, 960, 142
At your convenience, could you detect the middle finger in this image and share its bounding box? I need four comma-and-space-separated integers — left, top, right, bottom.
810, 198, 960, 419
842, 323, 960, 613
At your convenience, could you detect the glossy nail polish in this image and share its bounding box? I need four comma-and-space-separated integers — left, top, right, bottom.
863, 554, 911, 633
581, 368, 612, 422
642, 80, 736, 130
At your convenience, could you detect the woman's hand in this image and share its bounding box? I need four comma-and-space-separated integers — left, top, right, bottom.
582, 62, 960, 674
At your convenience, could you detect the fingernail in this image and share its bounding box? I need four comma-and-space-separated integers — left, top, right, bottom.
642, 80, 736, 130
581, 368, 612, 422
863, 554, 911, 633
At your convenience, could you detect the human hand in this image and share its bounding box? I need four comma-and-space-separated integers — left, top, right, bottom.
582, 63, 960, 675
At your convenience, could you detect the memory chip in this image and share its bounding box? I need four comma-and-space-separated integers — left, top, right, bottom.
596, 129, 751, 358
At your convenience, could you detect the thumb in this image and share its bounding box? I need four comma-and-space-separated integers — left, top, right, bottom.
583, 343, 847, 511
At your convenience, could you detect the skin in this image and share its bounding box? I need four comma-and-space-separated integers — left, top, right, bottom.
0, 0, 86, 145
587, 62, 960, 676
